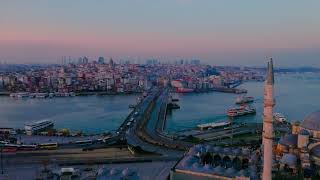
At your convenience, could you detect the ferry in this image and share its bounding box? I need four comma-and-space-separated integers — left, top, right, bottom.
38, 142, 58, 150
18, 145, 37, 151
197, 121, 231, 131
35, 93, 48, 98
176, 87, 194, 93
10, 92, 29, 98
227, 105, 256, 117
2, 144, 19, 153
235, 96, 254, 104
273, 113, 287, 123
25, 119, 54, 135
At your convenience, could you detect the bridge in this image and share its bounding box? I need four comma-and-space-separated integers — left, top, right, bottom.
125, 87, 194, 157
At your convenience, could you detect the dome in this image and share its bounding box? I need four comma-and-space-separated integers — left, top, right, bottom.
301, 111, 320, 131
205, 145, 214, 152
299, 129, 310, 135
203, 164, 213, 172
213, 166, 225, 175
242, 148, 250, 156
237, 169, 249, 177
232, 148, 241, 155
110, 168, 119, 175
279, 134, 297, 147
280, 153, 297, 167
213, 146, 222, 153
225, 167, 237, 177
311, 144, 320, 158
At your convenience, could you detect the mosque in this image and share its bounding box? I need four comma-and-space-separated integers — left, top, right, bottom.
276, 111, 320, 174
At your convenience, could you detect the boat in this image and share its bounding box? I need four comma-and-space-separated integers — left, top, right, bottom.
274, 113, 287, 123
18, 145, 37, 151
35, 93, 48, 98
176, 87, 194, 93
235, 96, 254, 104
10, 92, 29, 98
25, 119, 54, 135
167, 102, 180, 109
2, 144, 19, 153
227, 105, 256, 117
129, 104, 136, 108
197, 121, 231, 131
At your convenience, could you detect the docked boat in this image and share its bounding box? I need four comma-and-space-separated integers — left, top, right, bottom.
227, 105, 256, 117
176, 87, 194, 93
25, 119, 54, 135
167, 102, 180, 109
2, 144, 19, 153
197, 121, 231, 131
273, 113, 287, 123
235, 96, 254, 104
35, 93, 48, 98
10, 92, 29, 98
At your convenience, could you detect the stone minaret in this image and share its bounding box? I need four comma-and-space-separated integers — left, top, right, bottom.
262, 58, 275, 180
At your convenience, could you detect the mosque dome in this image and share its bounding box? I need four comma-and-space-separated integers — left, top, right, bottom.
279, 134, 298, 147
299, 129, 310, 136
311, 144, 320, 158
280, 153, 297, 168
301, 111, 320, 131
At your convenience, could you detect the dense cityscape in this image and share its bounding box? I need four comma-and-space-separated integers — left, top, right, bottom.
0, 58, 266, 96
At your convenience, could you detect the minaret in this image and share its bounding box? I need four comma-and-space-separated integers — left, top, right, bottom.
262, 58, 275, 180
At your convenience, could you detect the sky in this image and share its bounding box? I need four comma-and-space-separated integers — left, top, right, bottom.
0, 0, 320, 67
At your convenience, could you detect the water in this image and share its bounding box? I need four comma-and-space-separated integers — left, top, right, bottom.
1, 73, 320, 134
166, 73, 320, 132
0, 95, 138, 133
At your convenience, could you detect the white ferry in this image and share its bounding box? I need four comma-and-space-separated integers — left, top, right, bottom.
10, 92, 29, 98
197, 121, 231, 131
25, 119, 54, 135
235, 96, 254, 104
35, 93, 48, 98
273, 113, 287, 123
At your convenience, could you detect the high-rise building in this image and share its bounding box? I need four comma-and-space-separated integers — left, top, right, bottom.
262, 58, 275, 180
98, 57, 105, 64
83, 56, 89, 64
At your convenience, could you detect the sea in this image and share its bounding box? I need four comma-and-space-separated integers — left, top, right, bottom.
1, 73, 320, 134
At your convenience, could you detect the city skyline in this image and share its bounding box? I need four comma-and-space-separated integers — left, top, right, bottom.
1, 0, 320, 67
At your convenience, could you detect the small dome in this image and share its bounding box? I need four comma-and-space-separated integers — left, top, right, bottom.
237, 169, 249, 177
232, 148, 241, 155
205, 145, 214, 152
280, 153, 297, 167
203, 164, 213, 172
213, 166, 225, 175
279, 134, 297, 147
299, 129, 310, 136
97, 166, 108, 176
213, 146, 222, 153
242, 148, 250, 156
301, 111, 320, 131
223, 147, 231, 154
311, 144, 320, 158
192, 162, 202, 171
110, 168, 119, 175
225, 167, 237, 177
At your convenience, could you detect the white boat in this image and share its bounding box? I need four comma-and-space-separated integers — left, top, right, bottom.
274, 113, 287, 123
16, 92, 29, 98
35, 93, 48, 98
197, 121, 231, 131
25, 119, 54, 135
